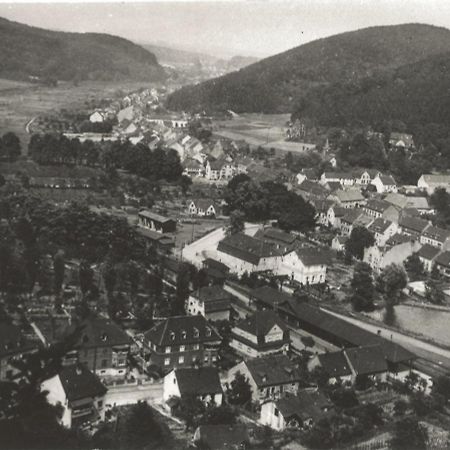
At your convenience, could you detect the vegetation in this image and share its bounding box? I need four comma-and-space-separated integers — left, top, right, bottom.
350, 262, 375, 312
345, 226, 375, 260
0, 17, 166, 82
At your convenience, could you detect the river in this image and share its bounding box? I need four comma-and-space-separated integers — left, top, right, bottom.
368, 304, 450, 347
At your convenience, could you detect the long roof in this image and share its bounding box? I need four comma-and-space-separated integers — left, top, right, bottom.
296, 247, 330, 266
435, 251, 450, 268
275, 391, 331, 422
235, 310, 287, 337
317, 351, 352, 378
399, 215, 430, 233
417, 244, 441, 260
422, 226, 450, 243
365, 199, 393, 213
421, 174, 450, 184
368, 218, 393, 234
344, 345, 388, 375
175, 367, 222, 395
138, 210, 175, 223
59, 364, 107, 402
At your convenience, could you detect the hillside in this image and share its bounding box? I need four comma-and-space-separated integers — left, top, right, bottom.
292, 50, 450, 128
143, 43, 218, 65
0, 17, 167, 82
166, 23, 450, 113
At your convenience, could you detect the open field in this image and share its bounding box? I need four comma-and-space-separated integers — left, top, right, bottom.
0, 79, 154, 148
214, 113, 315, 154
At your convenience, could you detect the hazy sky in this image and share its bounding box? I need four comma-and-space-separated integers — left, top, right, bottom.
1, 1, 450, 58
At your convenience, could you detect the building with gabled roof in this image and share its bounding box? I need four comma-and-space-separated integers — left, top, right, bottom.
344, 345, 389, 381
227, 354, 302, 403
230, 311, 290, 358
187, 286, 232, 321
363, 199, 400, 222
420, 226, 450, 250
320, 171, 355, 186
389, 132, 414, 150
296, 179, 329, 202
144, 315, 222, 372
340, 209, 373, 236
368, 218, 398, 246
193, 424, 250, 450
398, 215, 430, 238
434, 251, 450, 278
329, 189, 366, 208
418, 244, 441, 272
308, 351, 352, 384
187, 199, 218, 217
371, 174, 398, 193
253, 227, 297, 253
417, 173, 450, 195
385, 193, 431, 214
41, 364, 107, 429
138, 210, 176, 234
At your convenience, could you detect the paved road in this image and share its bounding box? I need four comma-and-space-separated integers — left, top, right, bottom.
104, 382, 163, 406
324, 308, 450, 374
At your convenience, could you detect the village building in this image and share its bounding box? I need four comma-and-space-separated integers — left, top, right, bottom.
331, 235, 348, 252
313, 199, 336, 226
389, 132, 415, 150
296, 180, 329, 202
340, 209, 373, 236
260, 391, 332, 431
328, 189, 366, 208
253, 227, 298, 254
280, 247, 329, 285
230, 311, 290, 358
163, 366, 223, 407
227, 354, 302, 403
371, 174, 398, 193
192, 424, 249, 450
353, 169, 380, 185
308, 351, 353, 384
417, 174, 450, 195
417, 244, 441, 272
434, 251, 450, 278
143, 315, 222, 372
420, 226, 450, 249
138, 210, 177, 234
41, 364, 107, 429
384, 193, 432, 215
320, 171, 355, 186
363, 199, 400, 222
367, 218, 398, 246
186, 286, 232, 321
326, 205, 347, 228
89, 111, 105, 123
187, 199, 218, 217
182, 158, 204, 177
398, 215, 430, 239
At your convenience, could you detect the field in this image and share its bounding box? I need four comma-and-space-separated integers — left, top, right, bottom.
214, 113, 315, 154
0, 79, 153, 148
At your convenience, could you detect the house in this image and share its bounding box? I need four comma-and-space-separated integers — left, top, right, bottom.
323, 180, 342, 193
326, 205, 347, 228
183, 158, 204, 177
320, 171, 355, 186
363, 199, 400, 222
434, 251, 450, 278
417, 174, 450, 195
281, 248, 329, 285
41, 364, 107, 429
296, 168, 318, 185
385, 193, 431, 215
205, 158, 235, 181
340, 209, 373, 236
201, 258, 230, 285
329, 189, 366, 208
363, 237, 420, 273
230, 311, 290, 358
186, 286, 232, 321
371, 174, 398, 193
398, 215, 430, 238
367, 218, 398, 246
0, 323, 36, 381
227, 354, 302, 403
64, 316, 132, 379
89, 111, 105, 123
331, 235, 348, 252
138, 210, 177, 234
420, 226, 450, 250
296, 180, 329, 202
163, 367, 223, 406
353, 169, 380, 185
253, 227, 298, 254
344, 345, 389, 383
192, 424, 249, 450
313, 199, 336, 226
389, 132, 414, 150
117, 106, 134, 123
187, 199, 218, 217
137, 227, 175, 255
308, 351, 353, 384
417, 244, 441, 272
260, 391, 332, 431
144, 315, 221, 372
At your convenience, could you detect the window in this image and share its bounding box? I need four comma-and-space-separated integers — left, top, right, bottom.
178, 356, 184, 364
164, 358, 170, 366
204, 356, 209, 363
182, 331, 187, 340
274, 408, 279, 417
170, 332, 175, 341
205, 327, 211, 337
165, 346, 171, 354
179, 345, 185, 352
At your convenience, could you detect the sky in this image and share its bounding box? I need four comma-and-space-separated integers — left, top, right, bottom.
0, 0, 450, 58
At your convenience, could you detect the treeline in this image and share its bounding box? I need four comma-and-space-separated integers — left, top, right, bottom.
28, 134, 183, 182
224, 174, 316, 232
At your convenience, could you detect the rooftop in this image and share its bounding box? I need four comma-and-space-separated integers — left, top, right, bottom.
417, 244, 441, 260
296, 247, 330, 266
174, 367, 222, 396
234, 310, 287, 337
344, 345, 388, 375
138, 210, 175, 224
59, 364, 107, 402
368, 218, 393, 234
275, 391, 331, 423
317, 351, 352, 378
399, 216, 430, 233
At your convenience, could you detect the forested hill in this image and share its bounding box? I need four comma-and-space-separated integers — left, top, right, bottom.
292, 50, 450, 128
166, 23, 450, 113
0, 17, 167, 82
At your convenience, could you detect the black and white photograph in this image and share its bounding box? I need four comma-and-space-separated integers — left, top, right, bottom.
0, 0, 450, 448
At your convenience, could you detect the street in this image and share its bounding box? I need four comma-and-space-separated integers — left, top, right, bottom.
104, 381, 163, 407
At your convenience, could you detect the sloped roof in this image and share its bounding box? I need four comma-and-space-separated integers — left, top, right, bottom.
386, 233, 411, 247
251, 286, 295, 309
138, 210, 175, 224
368, 218, 393, 234
365, 199, 393, 213
175, 367, 222, 396
317, 351, 352, 378
435, 251, 450, 268
421, 174, 450, 185
378, 175, 397, 186
0, 323, 35, 358
296, 247, 330, 266
144, 315, 221, 347
344, 345, 388, 375
385, 193, 429, 210
235, 310, 287, 337
254, 227, 297, 245
333, 189, 364, 203
59, 364, 107, 402
399, 215, 430, 233
418, 244, 441, 260
390, 132, 414, 147
322, 171, 354, 180
275, 391, 331, 422
192, 286, 232, 312
190, 199, 217, 211
422, 226, 450, 243
298, 180, 328, 196
341, 209, 365, 225
245, 354, 302, 387
312, 199, 335, 213
196, 424, 249, 449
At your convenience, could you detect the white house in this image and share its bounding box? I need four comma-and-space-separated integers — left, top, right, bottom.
417, 174, 450, 195
420, 226, 450, 250
89, 111, 105, 123
279, 248, 328, 285
417, 244, 441, 272
367, 218, 398, 247
186, 286, 231, 321
41, 364, 107, 429
187, 199, 218, 217
320, 171, 355, 186
371, 174, 398, 193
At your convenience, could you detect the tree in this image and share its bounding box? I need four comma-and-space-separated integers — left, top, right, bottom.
350, 262, 375, 312
78, 260, 94, 296
1, 132, 21, 161
53, 251, 65, 294
393, 399, 408, 416
179, 175, 192, 195
404, 253, 424, 281
278, 194, 316, 232
227, 372, 252, 406
345, 226, 375, 260
425, 279, 445, 305
199, 404, 236, 426
376, 264, 407, 302
391, 417, 428, 450
227, 210, 245, 236
173, 263, 192, 315
430, 188, 450, 227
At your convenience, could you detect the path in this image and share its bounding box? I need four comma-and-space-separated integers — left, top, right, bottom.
25, 116, 36, 134
104, 381, 163, 406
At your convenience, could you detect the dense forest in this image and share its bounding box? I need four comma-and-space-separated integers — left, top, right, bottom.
167, 23, 450, 113
0, 17, 167, 82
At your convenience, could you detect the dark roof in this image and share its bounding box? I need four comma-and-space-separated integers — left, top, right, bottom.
276, 391, 331, 422
67, 317, 131, 349
217, 233, 282, 265
175, 367, 222, 395
323, 171, 354, 180
235, 310, 287, 337
195, 424, 249, 449
332, 206, 347, 218
344, 345, 388, 375
189, 199, 217, 210
386, 233, 411, 247
138, 210, 175, 224
298, 180, 328, 197
365, 199, 393, 213
341, 209, 365, 224
251, 286, 293, 309
0, 323, 34, 358
59, 364, 107, 402
245, 354, 302, 387
435, 251, 450, 268
144, 315, 221, 346
368, 218, 393, 234
326, 181, 343, 191
255, 227, 297, 245
317, 352, 352, 378
422, 226, 450, 243
137, 227, 175, 244
378, 175, 397, 185
192, 286, 231, 313
312, 199, 335, 213
296, 247, 330, 266
418, 244, 441, 260
203, 258, 230, 273
399, 216, 430, 233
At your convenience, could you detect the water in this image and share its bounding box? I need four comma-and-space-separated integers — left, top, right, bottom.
368, 304, 450, 347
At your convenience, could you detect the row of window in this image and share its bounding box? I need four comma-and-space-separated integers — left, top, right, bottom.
165, 343, 200, 353
163, 354, 217, 366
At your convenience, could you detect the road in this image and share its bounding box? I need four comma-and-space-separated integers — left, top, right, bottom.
324, 308, 450, 375
104, 381, 163, 407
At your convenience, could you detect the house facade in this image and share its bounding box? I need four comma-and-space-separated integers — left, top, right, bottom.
186, 286, 231, 321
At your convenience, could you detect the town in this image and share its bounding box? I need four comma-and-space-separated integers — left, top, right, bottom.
1, 7, 450, 450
